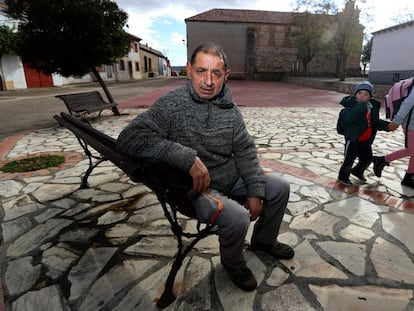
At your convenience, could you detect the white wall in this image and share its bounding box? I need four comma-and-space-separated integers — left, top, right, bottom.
127, 49, 143, 79
1, 54, 27, 89
370, 24, 414, 71
52, 73, 92, 86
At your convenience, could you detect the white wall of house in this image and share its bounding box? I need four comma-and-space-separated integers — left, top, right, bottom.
102, 65, 117, 80
1, 54, 27, 89
116, 58, 130, 81
370, 24, 414, 71
127, 48, 143, 80
52, 73, 92, 86
114, 40, 144, 81
0, 9, 169, 89
159, 57, 170, 76
56, 64, 125, 85
0, 19, 163, 89
0, 9, 26, 89
369, 21, 414, 84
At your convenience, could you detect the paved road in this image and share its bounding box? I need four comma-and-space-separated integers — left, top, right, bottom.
0, 78, 184, 140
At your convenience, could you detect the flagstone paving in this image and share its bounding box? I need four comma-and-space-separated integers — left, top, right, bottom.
1, 107, 414, 311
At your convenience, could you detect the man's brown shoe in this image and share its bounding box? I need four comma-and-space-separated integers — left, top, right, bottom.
251, 241, 294, 259
222, 261, 257, 291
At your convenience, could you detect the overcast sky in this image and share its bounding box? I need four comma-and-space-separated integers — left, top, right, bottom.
115, 0, 414, 66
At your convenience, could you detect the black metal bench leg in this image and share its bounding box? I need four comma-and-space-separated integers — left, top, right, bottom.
156, 197, 184, 308
76, 136, 105, 188
80, 158, 104, 188
156, 251, 184, 308
157, 235, 206, 308
157, 229, 215, 308
156, 197, 216, 309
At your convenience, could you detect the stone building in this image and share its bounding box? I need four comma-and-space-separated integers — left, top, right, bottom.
185, 8, 363, 80
139, 43, 169, 78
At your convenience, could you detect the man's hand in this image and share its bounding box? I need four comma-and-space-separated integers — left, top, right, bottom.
245, 197, 263, 221
189, 156, 210, 193
388, 122, 399, 131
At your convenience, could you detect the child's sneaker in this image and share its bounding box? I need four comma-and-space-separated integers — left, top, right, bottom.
337, 176, 352, 186
372, 156, 389, 177
401, 173, 414, 188
350, 169, 367, 182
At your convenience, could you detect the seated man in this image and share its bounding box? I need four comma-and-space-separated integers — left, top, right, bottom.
117, 42, 294, 291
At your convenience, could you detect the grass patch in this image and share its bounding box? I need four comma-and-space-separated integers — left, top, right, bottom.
0, 155, 65, 173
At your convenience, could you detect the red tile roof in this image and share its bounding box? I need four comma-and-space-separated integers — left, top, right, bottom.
140, 43, 164, 57
185, 8, 293, 24
128, 33, 142, 42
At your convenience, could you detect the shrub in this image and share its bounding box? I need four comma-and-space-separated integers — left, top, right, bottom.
0, 155, 65, 173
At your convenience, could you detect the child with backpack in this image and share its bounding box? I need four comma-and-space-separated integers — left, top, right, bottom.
337, 81, 391, 186
373, 83, 414, 188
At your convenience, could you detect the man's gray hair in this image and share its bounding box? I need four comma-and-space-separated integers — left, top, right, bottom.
190, 42, 228, 70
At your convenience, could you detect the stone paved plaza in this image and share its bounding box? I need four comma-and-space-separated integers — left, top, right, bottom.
2, 81, 414, 310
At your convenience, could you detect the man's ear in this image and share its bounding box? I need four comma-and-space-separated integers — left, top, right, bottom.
186, 61, 192, 78
224, 69, 231, 82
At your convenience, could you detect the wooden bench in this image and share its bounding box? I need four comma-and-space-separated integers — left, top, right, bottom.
53, 112, 216, 309
55, 91, 119, 117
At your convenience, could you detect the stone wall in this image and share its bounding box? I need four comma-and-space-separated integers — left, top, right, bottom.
254, 24, 296, 73
252, 24, 362, 78
369, 70, 414, 85
285, 76, 391, 100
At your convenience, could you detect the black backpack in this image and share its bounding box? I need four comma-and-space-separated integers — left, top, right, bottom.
336, 107, 349, 135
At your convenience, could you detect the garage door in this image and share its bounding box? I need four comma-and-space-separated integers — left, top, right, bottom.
23, 63, 53, 88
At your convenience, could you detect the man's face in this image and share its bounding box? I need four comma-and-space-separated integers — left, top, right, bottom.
186, 52, 230, 100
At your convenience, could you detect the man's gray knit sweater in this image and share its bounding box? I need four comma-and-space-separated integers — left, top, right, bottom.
117, 81, 266, 198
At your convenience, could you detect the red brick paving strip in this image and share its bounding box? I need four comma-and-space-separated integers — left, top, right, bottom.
260, 157, 407, 210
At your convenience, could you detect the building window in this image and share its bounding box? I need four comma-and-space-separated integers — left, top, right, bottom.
135, 62, 140, 71
134, 43, 138, 53
148, 58, 152, 72
119, 60, 125, 71
144, 56, 148, 72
